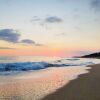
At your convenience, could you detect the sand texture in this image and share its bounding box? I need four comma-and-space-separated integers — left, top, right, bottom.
0, 66, 89, 100
42, 64, 100, 100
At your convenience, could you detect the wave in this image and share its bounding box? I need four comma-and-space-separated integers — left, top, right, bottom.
0, 62, 50, 72
0, 61, 94, 72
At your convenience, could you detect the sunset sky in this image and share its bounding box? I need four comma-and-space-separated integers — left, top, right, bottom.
0, 0, 100, 57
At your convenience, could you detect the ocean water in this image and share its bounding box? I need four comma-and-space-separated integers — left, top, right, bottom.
0, 56, 100, 100
0, 56, 99, 75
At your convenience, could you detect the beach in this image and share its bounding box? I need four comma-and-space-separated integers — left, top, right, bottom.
0, 65, 90, 100
0, 0, 100, 99
42, 64, 100, 100
0, 57, 99, 100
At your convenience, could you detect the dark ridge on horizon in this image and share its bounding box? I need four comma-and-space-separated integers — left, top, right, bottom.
79, 52, 100, 58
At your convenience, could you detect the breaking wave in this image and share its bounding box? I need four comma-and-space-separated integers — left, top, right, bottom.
0, 59, 94, 73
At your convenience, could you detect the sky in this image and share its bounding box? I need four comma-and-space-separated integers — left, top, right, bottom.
0, 0, 100, 57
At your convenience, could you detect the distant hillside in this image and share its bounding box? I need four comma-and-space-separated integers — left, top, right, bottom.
81, 52, 100, 58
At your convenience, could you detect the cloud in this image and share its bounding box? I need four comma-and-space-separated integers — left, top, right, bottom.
21, 39, 35, 44
91, 0, 100, 11
0, 29, 43, 46
20, 39, 43, 46
0, 47, 15, 49
35, 43, 44, 46
45, 16, 63, 23
31, 16, 63, 26
31, 16, 63, 30
31, 16, 41, 22
0, 29, 20, 43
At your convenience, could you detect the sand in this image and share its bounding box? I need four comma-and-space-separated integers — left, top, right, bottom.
0, 66, 90, 100
42, 64, 100, 100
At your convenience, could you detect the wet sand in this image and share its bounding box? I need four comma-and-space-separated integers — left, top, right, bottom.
42, 64, 100, 100
0, 66, 89, 100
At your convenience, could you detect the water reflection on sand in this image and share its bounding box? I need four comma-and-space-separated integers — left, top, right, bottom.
0, 66, 90, 100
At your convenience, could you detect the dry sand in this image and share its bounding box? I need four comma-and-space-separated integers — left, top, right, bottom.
42, 64, 100, 100
0, 66, 89, 100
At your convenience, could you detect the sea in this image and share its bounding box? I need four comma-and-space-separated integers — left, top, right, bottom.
0, 56, 99, 75
0, 56, 100, 100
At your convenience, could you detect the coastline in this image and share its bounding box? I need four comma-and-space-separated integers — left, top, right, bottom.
42, 64, 100, 100
0, 66, 90, 100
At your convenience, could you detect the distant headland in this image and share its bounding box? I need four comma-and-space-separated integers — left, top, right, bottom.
75, 52, 100, 59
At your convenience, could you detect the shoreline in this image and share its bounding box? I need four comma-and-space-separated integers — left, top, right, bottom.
0, 65, 90, 100
42, 64, 100, 100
